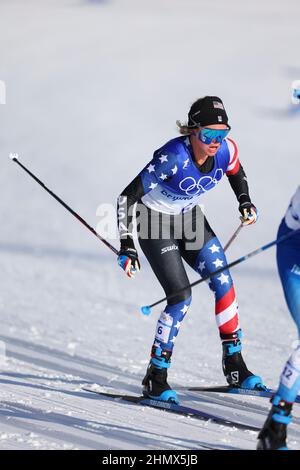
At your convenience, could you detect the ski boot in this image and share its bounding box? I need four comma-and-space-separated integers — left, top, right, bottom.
142, 345, 178, 403
221, 330, 266, 390
257, 396, 292, 450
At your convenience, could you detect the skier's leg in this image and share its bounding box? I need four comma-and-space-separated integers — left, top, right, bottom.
276, 222, 300, 402
258, 221, 300, 450
258, 346, 300, 450
138, 233, 192, 403
257, 352, 299, 451
181, 215, 264, 389
277, 222, 300, 338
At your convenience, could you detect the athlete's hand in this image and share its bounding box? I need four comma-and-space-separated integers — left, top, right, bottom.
239, 202, 258, 226
118, 246, 141, 278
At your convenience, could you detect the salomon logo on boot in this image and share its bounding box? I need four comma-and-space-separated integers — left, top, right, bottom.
221, 329, 266, 390
230, 371, 239, 384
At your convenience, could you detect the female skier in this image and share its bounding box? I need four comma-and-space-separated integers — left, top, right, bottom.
117, 96, 265, 403
258, 187, 300, 450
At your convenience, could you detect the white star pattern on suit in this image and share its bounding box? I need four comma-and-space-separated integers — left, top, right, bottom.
218, 273, 229, 285
159, 154, 168, 163
159, 173, 168, 180
171, 165, 178, 175
209, 244, 221, 254
149, 182, 158, 190
198, 261, 206, 272
180, 304, 189, 315
147, 163, 155, 173
212, 258, 224, 268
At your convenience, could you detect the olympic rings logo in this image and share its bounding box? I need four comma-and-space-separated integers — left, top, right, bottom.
179, 169, 224, 195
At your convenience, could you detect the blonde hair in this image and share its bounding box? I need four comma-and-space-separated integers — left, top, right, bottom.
176, 120, 192, 136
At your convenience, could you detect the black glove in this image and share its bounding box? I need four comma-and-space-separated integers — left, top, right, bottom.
238, 195, 258, 226
118, 240, 141, 278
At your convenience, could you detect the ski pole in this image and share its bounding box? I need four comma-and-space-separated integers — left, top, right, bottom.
9, 153, 119, 255
141, 227, 300, 315
224, 222, 244, 252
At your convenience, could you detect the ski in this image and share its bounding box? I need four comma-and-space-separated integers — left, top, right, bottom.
82, 386, 260, 432
180, 385, 300, 404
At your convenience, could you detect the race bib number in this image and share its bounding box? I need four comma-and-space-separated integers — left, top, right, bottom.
155, 322, 171, 344
155, 311, 173, 343
280, 363, 298, 389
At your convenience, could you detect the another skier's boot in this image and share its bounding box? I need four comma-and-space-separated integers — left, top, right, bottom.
257, 396, 292, 450
221, 329, 266, 390
142, 345, 178, 403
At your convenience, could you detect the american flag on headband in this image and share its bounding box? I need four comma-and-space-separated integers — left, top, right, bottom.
213, 101, 224, 110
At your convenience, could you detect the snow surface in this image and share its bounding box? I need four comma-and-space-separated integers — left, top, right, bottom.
1, 0, 300, 450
